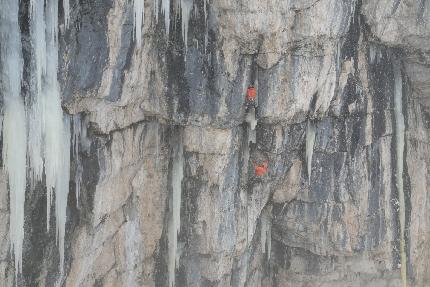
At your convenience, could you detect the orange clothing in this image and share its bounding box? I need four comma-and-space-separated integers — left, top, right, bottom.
247, 86, 257, 101
254, 161, 268, 177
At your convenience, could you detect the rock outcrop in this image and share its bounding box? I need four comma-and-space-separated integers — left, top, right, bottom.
0, 0, 429, 286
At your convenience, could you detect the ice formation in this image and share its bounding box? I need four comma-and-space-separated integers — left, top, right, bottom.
73, 115, 83, 206
393, 62, 407, 287
306, 120, 316, 184
0, 0, 72, 280
41, 0, 73, 278
162, 0, 171, 35
245, 107, 257, 144
168, 134, 184, 287
369, 44, 382, 64
260, 210, 272, 260
204, 0, 208, 52
181, 0, 193, 52
134, 0, 145, 47
45, 0, 64, 229
55, 117, 71, 282
0, 0, 27, 277
28, 0, 47, 187
63, 0, 70, 27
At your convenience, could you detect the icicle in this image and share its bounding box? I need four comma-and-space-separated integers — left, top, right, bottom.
72, 114, 83, 207
393, 62, 407, 287
55, 116, 71, 283
168, 132, 184, 287
0, 0, 27, 277
28, 0, 47, 187
261, 217, 267, 253
369, 44, 382, 64
154, 0, 159, 22
63, 0, 70, 28
246, 107, 257, 130
369, 45, 376, 64
134, 0, 145, 47
161, 0, 170, 35
245, 107, 257, 144
204, 0, 208, 54
44, 0, 71, 278
44, 0, 62, 231
3, 101, 27, 279
267, 223, 272, 260
181, 0, 193, 53
306, 120, 316, 184
260, 209, 272, 260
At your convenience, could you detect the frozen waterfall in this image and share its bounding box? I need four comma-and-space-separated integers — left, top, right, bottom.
0, 0, 27, 277
168, 132, 184, 287
134, 0, 145, 47
0, 0, 72, 280
28, 0, 46, 188
394, 62, 407, 287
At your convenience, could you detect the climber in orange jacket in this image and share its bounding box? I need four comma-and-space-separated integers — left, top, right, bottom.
254, 161, 268, 177
246, 86, 257, 102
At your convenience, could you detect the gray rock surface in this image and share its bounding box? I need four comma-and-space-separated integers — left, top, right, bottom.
0, 0, 430, 286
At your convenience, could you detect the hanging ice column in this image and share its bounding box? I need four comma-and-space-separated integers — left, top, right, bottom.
28, 0, 72, 278
168, 132, 184, 287
45, 0, 72, 277
306, 120, 316, 184
180, 0, 193, 52
260, 209, 272, 260
393, 62, 407, 287
28, 0, 46, 187
0, 0, 27, 276
133, 0, 145, 47
63, 0, 70, 27
161, 0, 171, 35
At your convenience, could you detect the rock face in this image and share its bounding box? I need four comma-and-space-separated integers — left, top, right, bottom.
0, 0, 430, 286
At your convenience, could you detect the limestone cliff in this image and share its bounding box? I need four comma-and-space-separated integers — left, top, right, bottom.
0, 0, 429, 286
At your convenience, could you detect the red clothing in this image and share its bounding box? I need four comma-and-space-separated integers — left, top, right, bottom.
247, 87, 257, 101
254, 162, 268, 177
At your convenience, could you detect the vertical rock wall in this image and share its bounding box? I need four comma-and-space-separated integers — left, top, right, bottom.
0, 0, 429, 286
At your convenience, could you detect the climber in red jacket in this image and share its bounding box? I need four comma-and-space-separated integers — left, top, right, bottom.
254, 161, 268, 177
246, 86, 257, 110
